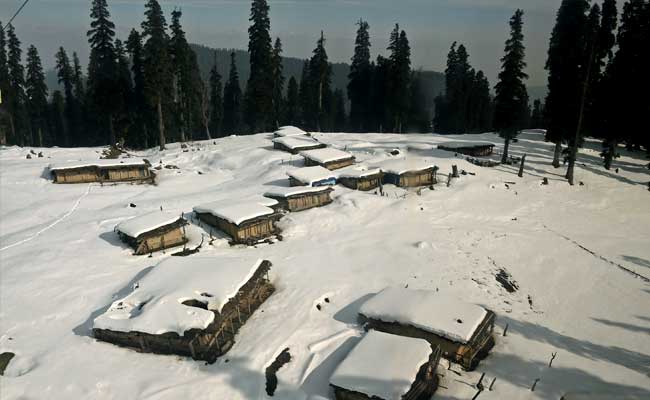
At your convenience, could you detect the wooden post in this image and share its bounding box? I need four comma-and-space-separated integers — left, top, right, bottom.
452, 165, 459, 178
503, 324, 509, 337
489, 377, 496, 391
531, 378, 540, 392
518, 154, 527, 178
549, 352, 557, 368
447, 173, 452, 187
476, 372, 486, 390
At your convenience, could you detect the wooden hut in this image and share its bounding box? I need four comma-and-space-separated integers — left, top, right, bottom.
438, 142, 495, 157
381, 160, 438, 188
273, 126, 309, 138
359, 287, 496, 370
300, 148, 355, 170
336, 165, 383, 191
115, 211, 188, 255
272, 136, 326, 154
50, 159, 154, 184
93, 256, 274, 363
264, 186, 334, 212
193, 200, 282, 245
287, 166, 337, 187
330, 330, 442, 400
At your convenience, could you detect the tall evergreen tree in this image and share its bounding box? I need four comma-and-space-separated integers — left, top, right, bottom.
371, 55, 390, 132
142, 0, 172, 150
270, 37, 285, 129
87, 0, 118, 145
244, 0, 273, 133
126, 29, 149, 148
114, 39, 133, 143
6, 25, 29, 146
298, 60, 311, 127
348, 19, 372, 132
25, 45, 48, 146
223, 52, 242, 135
530, 99, 544, 128
0, 22, 12, 145
71, 51, 86, 144
494, 9, 529, 163
72, 52, 85, 102
331, 89, 347, 132
208, 51, 223, 137
387, 25, 412, 133
55, 47, 74, 146
49, 91, 66, 146
285, 76, 300, 126
307, 31, 332, 131
544, 0, 590, 168
170, 8, 198, 143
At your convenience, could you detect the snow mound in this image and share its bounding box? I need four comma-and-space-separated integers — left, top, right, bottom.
359, 287, 487, 344
264, 186, 332, 198
300, 148, 355, 164
287, 166, 337, 186
378, 159, 437, 175
335, 164, 382, 179
93, 256, 264, 335
330, 330, 432, 400
274, 126, 309, 137
193, 200, 276, 225
272, 135, 322, 150
115, 211, 183, 238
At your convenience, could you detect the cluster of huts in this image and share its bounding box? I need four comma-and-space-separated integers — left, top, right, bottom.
47, 127, 500, 399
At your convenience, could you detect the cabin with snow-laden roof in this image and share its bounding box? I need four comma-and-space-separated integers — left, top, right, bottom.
336, 165, 383, 191
287, 166, 337, 187
92, 256, 274, 363
438, 142, 495, 157
193, 200, 282, 245
359, 287, 496, 370
263, 186, 334, 212
49, 159, 154, 184
380, 160, 438, 188
115, 211, 188, 255
272, 135, 326, 154
300, 148, 356, 170
330, 330, 442, 400
273, 126, 309, 138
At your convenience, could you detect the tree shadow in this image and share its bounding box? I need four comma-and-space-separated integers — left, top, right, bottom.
622, 256, 650, 269
591, 318, 650, 335
499, 316, 650, 376
332, 293, 376, 325
72, 265, 155, 337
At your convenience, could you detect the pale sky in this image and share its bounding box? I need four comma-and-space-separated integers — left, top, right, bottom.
0, 0, 563, 86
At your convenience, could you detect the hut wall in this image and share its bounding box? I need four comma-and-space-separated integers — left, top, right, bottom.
361, 311, 495, 370
286, 191, 332, 212
93, 261, 275, 363
324, 159, 355, 171
54, 169, 100, 184
339, 175, 381, 191
104, 166, 152, 182
400, 171, 435, 187
196, 213, 278, 244
54, 166, 153, 184
134, 227, 188, 255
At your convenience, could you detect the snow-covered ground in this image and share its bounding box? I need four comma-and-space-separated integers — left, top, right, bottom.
1, 131, 649, 399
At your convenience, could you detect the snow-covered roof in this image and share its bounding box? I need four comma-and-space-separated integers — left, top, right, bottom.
93, 256, 265, 335
274, 126, 308, 137
379, 159, 437, 175
49, 158, 149, 171
330, 330, 432, 400
287, 166, 337, 186
115, 211, 184, 238
272, 135, 322, 150
335, 165, 382, 179
193, 200, 276, 225
264, 185, 332, 198
438, 141, 495, 149
359, 287, 487, 344
300, 148, 355, 164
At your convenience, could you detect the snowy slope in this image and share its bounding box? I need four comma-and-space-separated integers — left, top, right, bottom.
1, 131, 649, 399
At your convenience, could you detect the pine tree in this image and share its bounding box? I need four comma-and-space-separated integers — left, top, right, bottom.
49, 91, 66, 146
114, 38, 133, 143
298, 60, 311, 127
530, 99, 544, 128
544, 0, 590, 168
223, 52, 242, 135
270, 38, 285, 129
387, 25, 412, 133
371, 55, 390, 132
285, 76, 300, 126
55, 47, 74, 146
348, 19, 372, 132
208, 51, 223, 137
308, 32, 332, 131
6, 25, 29, 146
126, 29, 149, 148
25, 45, 48, 147
87, 0, 118, 145
244, 0, 273, 133
71, 52, 86, 145
142, 0, 172, 150
331, 89, 347, 132
0, 22, 12, 145
494, 9, 529, 163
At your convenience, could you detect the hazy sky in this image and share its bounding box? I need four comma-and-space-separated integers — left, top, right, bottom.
1, 0, 562, 86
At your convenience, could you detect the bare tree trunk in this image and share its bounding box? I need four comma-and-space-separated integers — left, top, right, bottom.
179, 110, 187, 143
552, 141, 562, 168
518, 154, 527, 177
501, 136, 511, 164
38, 127, 43, 147
604, 139, 617, 170
108, 113, 116, 146
200, 87, 212, 140
317, 81, 323, 132
157, 99, 166, 151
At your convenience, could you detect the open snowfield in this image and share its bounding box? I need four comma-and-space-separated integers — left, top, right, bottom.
1, 131, 649, 399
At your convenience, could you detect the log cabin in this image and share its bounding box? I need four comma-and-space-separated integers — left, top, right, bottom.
263, 186, 334, 212
300, 148, 356, 170
438, 142, 495, 157
115, 211, 188, 255
336, 165, 383, 191
272, 135, 326, 154
287, 166, 337, 187
380, 160, 438, 188
50, 159, 154, 184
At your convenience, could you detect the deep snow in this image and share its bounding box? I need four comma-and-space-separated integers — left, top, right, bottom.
1, 131, 649, 400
